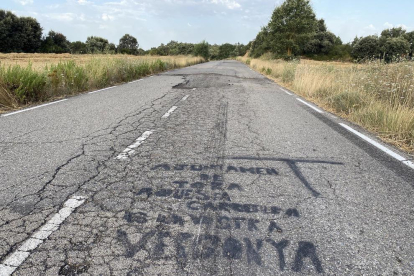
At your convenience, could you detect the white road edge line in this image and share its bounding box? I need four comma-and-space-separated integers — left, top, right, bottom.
181, 95, 190, 101
296, 98, 324, 113
128, 79, 142, 84
0, 196, 87, 276
88, 86, 116, 94
340, 123, 414, 170
1, 99, 67, 117
280, 88, 292, 95
116, 130, 153, 160
161, 106, 178, 119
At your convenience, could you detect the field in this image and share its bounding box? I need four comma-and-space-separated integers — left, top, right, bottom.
0, 54, 204, 111
237, 56, 414, 154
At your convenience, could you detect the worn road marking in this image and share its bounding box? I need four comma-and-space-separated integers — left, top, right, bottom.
0, 196, 87, 276
1, 99, 67, 117
340, 123, 414, 169
181, 95, 190, 101
192, 88, 197, 91
128, 79, 142, 84
296, 98, 324, 113
161, 106, 178, 119
280, 88, 292, 95
88, 86, 116, 94
116, 131, 153, 160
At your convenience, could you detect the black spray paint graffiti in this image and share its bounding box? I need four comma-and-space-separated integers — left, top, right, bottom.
120, 162, 327, 273
226, 156, 344, 197
117, 229, 323, 273
151, 164, 279, 176
124, 211, 299, 232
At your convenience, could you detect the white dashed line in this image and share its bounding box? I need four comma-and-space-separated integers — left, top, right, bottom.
192, 88, 197, 91
116, 131, 153, 160
161, 106, 178, 119
339, 123, 414, 169
88, 86, 116, 94
1, 99, 67, 117
280, 88, 292, 95
181, 95, 190, 101
296, 98, 324, 113
0, 196, 87, 276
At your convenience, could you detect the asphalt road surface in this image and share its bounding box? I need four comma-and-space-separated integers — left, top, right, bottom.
1, 60, 413, 276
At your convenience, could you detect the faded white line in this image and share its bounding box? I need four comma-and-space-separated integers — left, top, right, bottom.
192, 88, 197, 91
296, 98, 324, 113
181, 95, 190, 101
161, 106, 178, 119
88, 86, 116, 94
340, 123, 414, 170
0, 196, 86, 276
116, 131, 153, 160
1, 99, 67, 117
128, 79, 142, 84
280, 88, 292, 95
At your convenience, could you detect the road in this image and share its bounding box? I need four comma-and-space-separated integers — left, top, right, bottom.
0, 60, 413, 275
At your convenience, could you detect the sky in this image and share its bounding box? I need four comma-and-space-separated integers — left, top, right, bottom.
2, 0, 414, 50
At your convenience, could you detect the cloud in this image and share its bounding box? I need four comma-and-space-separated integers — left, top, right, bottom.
14, 0, 33, 5
364, 24, 376, 31
77, 0, 92, 5
383, 22, 393, 29
396, 24, 408, 30
209, 0, 241, 10
102, 13, 115, 21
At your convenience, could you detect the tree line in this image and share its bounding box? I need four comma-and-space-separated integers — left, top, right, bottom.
0, 9, 249, 60
249, 0, 414, 62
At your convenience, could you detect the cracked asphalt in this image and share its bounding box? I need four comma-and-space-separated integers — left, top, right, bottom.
0, 60, 413, 275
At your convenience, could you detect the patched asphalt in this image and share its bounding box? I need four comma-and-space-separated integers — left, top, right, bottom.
0, 60, 413, 275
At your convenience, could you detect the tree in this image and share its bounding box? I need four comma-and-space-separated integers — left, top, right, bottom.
118, 34, 138, 55
40, 31, 70, 53
351, 35, 381, 60
250, 27, 271, 58
218, 43, 236, 59
209, 44, 220, 60
19, 17, 43, 53
105, 43, 117, 54
70, 41, 87, 54
267, 0, 318, 56
381, 37, 410, 61
404, 31, 414, 57
379, 27, 409, 61
193, 40, 210, 60
0, 10, 42, 53
304, 19, 337, 55
86, 36, 109, 54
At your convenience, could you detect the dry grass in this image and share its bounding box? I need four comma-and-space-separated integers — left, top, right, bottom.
0, 54, 204, 112
238, 56, 414, 155
0, 53, 201, 71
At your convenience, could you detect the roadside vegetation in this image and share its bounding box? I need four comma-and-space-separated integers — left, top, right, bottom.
0, 55, 203, 110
